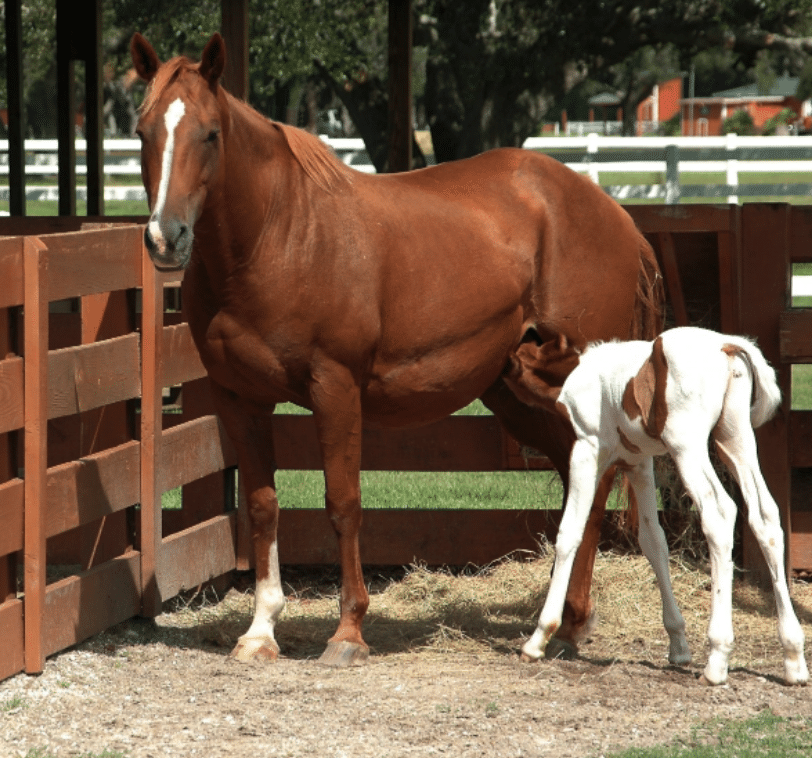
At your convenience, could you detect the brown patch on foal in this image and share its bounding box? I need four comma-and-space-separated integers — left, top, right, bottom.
617, 427, 642, 454
621, 336, 669, 439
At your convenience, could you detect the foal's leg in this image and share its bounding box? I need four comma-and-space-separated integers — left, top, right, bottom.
522, 439, 602, 661
211, 385, 286, 662
481, 381, 606, 655
311, 365, 370, 667
670, 446, 737, 685
714, 422, 808, 684
627, 460, 691, 665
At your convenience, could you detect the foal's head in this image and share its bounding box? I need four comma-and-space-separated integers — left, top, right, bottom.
131, 32, 226, 270
503, 333, 582, 411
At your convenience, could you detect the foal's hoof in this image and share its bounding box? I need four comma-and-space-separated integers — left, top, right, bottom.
230, 636, 280, 663
544, 637, 577, 661
318, 640, 369, 668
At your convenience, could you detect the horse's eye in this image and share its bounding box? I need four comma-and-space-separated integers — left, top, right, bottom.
206, 129, 220, 143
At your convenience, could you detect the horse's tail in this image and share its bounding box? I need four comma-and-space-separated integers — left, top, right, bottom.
722, 335, 782, 429
629, 234, 665, 341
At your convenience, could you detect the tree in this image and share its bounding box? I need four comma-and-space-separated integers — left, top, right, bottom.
410, 0, 812, 161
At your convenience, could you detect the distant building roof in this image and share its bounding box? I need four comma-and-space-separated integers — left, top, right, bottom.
711, 75, 799, 99
588, 92, 621, 106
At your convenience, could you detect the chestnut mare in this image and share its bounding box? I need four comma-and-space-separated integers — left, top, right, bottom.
131, 32, 663, 667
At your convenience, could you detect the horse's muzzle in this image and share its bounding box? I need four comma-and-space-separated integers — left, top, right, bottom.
144, 217, 193, 271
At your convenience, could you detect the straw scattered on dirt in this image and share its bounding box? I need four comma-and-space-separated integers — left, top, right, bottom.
2, 548, 812, 758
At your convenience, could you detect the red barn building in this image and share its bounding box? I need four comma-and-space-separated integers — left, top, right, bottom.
680, 76, 809, 136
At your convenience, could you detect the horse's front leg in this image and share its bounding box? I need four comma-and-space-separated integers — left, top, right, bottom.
311, 366, 370, 667
210, 384, 285, 662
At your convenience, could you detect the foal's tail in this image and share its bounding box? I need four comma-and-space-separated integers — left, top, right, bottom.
723, 335, 782, 429
630, 234, 665, 341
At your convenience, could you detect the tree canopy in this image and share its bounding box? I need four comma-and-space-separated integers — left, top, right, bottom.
4, 0, 812, 158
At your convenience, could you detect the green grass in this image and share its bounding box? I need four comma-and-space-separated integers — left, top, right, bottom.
0, 199, 148, 216
607, 713, 812, 758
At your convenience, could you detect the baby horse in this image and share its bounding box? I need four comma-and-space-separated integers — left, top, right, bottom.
504, 327, 808, 685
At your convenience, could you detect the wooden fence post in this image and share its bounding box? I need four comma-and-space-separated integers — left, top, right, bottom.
23, 236, 48, 673
139, 246, 164, 617
737, 204, 792, 583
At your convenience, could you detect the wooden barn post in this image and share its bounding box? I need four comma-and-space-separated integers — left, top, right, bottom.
3, 0, 25, 216
221, 0, 249, 101
55, 0, 104, 216
387, 0, 413, 172
23, 237, 48, 673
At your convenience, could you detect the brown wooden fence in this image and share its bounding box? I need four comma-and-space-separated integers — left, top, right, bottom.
0, 203, 809, 683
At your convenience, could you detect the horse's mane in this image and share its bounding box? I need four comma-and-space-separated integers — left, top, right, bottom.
140, 57, 198, 116
274, 122, 352, 193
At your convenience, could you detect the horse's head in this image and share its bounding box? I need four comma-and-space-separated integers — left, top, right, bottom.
131, 32, 227, 271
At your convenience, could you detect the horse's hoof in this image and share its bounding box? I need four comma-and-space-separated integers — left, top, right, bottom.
544, 637, 577, 661
318, 640, 369, 667
230, 637, 280, 663
520, 651, 539, 664
697, 673, 725, 686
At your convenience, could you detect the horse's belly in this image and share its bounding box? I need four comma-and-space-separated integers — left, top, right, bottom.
362, 347, 508, 428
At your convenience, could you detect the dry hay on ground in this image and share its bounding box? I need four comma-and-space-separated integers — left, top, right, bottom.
2, 549, 811, 758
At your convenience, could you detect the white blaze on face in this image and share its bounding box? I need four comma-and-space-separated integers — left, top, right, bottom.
147, 97, 186, 248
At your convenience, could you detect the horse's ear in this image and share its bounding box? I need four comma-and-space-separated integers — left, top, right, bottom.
131, 33, 161, 82
200, 33, 226, 85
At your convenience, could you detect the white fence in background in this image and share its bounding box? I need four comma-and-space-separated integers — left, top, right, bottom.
2, 134, 812, 205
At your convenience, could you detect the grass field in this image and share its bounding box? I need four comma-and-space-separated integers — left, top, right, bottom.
608, 712, 812, 758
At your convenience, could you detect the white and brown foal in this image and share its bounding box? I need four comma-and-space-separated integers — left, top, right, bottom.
505, 326, 808, 686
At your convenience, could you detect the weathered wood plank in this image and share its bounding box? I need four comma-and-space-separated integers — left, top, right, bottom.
46, 440, 140, 537
160, 415, 236, 492
790, 411, 812, 468
789, 206, 812, 263
0, 598, 24, 682
43, 551, 141, 658
790, 512, 812, 572
0, 237, 24, 308
780, 310, 812, 362
156, 514, 237, 601
0, 478, 24, 558
627, 205, 734, 235
0, 356, 24, 433
162, 323, 206, 387
43, 226, 143, 301
47, 334, 141, 419
272, 414, 508, 472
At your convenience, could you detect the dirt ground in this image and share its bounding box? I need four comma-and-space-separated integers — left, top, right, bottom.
2, 552, 811, 758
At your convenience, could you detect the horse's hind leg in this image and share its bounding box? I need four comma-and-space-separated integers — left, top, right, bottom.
481, 381, 606, 657
713, 409, 808, 684
670, 445, 737, 685
311, 365, 370, 667
211, 384, 285, 663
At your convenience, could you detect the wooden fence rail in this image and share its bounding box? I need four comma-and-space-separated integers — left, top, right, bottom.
0, 202, 809, 683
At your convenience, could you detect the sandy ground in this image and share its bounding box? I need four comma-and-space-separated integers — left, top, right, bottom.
2, 554, 811, 758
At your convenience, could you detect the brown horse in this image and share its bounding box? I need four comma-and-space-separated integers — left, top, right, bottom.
131, 32, 663, 667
